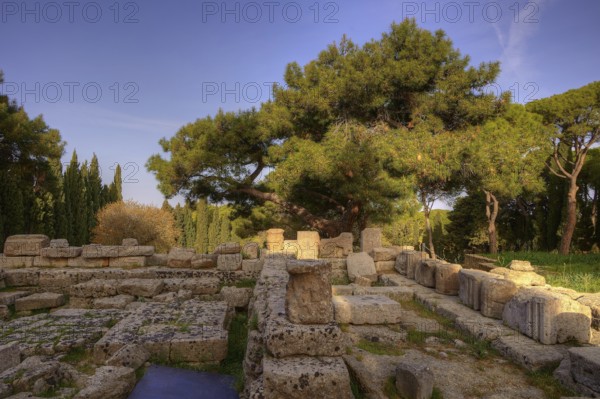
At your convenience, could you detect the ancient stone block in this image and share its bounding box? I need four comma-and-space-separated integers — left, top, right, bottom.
67, 257, 109, 268
285, 259, 333, 324
82, 245, 154, 258
414, 260, 437, 288
73, 366, 136, 399
3, 234, 49, 256
217, 254, 242, 271
395, 361, 434, 399
569, 347, 600, 393
71, 279, 119, 298
167, 248, 195, 268
93, 295, 135, 309
0, 255, 35, 268
106, 344, 150, 369
3, 269, 39, 286
355, 276, 372, 286
480, 278, 518, 319
242, 259, 264, 273
170, 327, 229, 363
333, 295, 403, 324
122, 238, 138, 246
353, 286, 414, 302
49, 239, 69, 248
117, 279, 164, 298
190, 253, 217, 269
360, 228, 382, 253
458, 269, 491, 310
489, 267, 546, 286
15, 292, 65, 311
370, 247, 398, 262
242, 242, 260, 259
577, 293, 600, 329
109, 256, 147, 268
213, 242, 242, 254
375, 260, 396, 273
508, 260, 535, 271
221, 286, 252, 308
319, 232, 353, 258
146, 253, 168, 267
266, 228, 284, 251
297, 231, 320, 259
435, 263, 462, 296
263, 356, 353, 399
347, 252, 377, 282
0, 291, 28, 305
31, 256, 67, 268
395, 251, 429, 279
40, 246, 82, 258
0, 342, 21, 374
503, 287, 592, 344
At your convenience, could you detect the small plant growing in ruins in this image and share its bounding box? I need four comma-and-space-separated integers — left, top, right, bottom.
356, 340, 404, 356
383, 376, 400, 398
235, 279, 256, 289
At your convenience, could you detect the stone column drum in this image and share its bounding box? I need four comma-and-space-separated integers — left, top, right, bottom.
266, 228, 285, 252
285, 259, 333, 324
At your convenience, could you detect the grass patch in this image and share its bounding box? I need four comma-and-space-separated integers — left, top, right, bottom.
356, 339, 404, 356
383, 376, 400, 399
331, 275, 351, 285
348, 370, 366, 399
218, 312, 248, 391
234, 279, 256, 289
483, 251, 600, 292
432, 387, 444, 399
527, 367, 574, 399
61, 347, 88, 364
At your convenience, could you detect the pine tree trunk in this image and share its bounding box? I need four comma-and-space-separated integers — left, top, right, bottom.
560, 179, 579, 255
424, 208, 436, 260
485, 191, 499, 254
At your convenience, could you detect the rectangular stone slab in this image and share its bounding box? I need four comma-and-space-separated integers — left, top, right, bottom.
82, 245, 155, 258
14, 292, 65, 311
333, 294, 403, 324
569, 347, 600, 393
3, 234, 49, 256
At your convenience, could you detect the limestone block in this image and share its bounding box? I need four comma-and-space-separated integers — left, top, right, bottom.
217, 254, 242, 271
117, 279, 164, 298
297, 231, 320, 259
31, 256, 67, 268
0, 291, 29, 305
220, 286, 253, 308
122, 238, 138, 246
242, 259, 264, 273
352, 286, 414, 302
73, 366, 136, 399
146, 253, 168, 267
319, 232, 353, 258
458, 269, 492, 310
508, 260, 535, 271
285, 259, 333, 324
213, 242, 242, 254
40, 246, 82, 258
395, 361, 434, 399
414, 260, 437, 288
71, 279, 119, 298
0, 342, 21, 374
435, 263, 462, 295
489, 267, 546, 286
503, 287, 592, 344
360, 228, 382, 253
3, 269, 39, 286
333, 295, 403, 324
242, 242, 260, 259
82, 244, 154, 258
3, 234, 49, 256
395, 251, 429, 279
346, 252, 377, 282
93, 295, 135, 309
67, 257, 109, 268
109, 256, 147, 268
375, 260, 396, 273
569, 347, 600, 393
354, 276, 372, 286
480, 278, 518, 319
190, 253, 218, 269
263, 356, 353, 399
15, 292, 65, 311
49, 239, 69, 248
0, 255, 35, 268
577, 293, 600, 329
266, 228, 285, 251
170, 328, 229, 363
106, 344, 150, 369
167, 248, 195, 268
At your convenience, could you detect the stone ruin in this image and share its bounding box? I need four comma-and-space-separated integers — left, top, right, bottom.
0, 229, 599, 399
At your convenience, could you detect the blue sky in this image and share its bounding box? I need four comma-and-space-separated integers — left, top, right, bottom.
1, 0, 599, 207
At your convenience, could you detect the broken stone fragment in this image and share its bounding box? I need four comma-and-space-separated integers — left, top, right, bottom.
347, 252, 377, 282
14, 292, 65, 312
360, 227, 382, 253
319, 232, 353, 258
508, 260, 535, 272
285, 259, 333, 324
395, 361, 434, 399
435, 263, 462, 296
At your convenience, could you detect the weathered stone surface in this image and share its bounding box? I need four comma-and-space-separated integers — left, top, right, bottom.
40, 246, 82, 258
0, 342, 20, 374
360, 228, 382, 253
162, 278, 220, 295
190, 253, 217, 269
285, 260, 333, 324
117, 279, 164, 298
296, 231, 320, 259
93, 295, 135, 309
370, 247, 398, 262
333, 295, 403, 324
568, 347, 600, 393
353, 286, 414, 302
578, 293, 600, 329
109, 256, 147, 268
347, 252, 377, 282
166, 248, 195, 268
71, 279, 119, 298
503, 287, 592, 344
480, 278, 518, 319
242, 242, 260, 259
213, 242, 242, 254
67, 257, 109, 268
242, 259, 264, 273
435, 263, 462, 295
508, 260, 535, 272
106, 344, 150, 369
122, 238, 138, 246
3, 235, 49, 256
82, 245, 154, 258
221, 286, 252, 308
395, 361, 434, 399
0, 255, 35, 269
217, 254, 242, 271
3, 269, 39, 286
32, 256, 68, 268
458, 269, 492, 310
375, 260, 396, 273
395, 251, 429, 279
0, 291, 29, 305
49, 239, 69, 248
414, 260, 437, 288
146, 253, 168, 267
15, 292, 65, 311
263, 356, 353, 399
320, 232, 353, 258
73, 366, 135, 399
0, 304, 8, 319
266, 228, 285, 251
489, 267, 546, 286
354, 276, 372, 286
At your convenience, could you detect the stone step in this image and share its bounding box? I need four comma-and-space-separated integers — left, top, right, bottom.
333, 294, 403, 324
14, 292, 65, 312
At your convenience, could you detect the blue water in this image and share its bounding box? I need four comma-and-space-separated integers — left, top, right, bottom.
128, 365, 239, 399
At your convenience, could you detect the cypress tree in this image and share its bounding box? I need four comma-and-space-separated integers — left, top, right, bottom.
195, 199, 209, 253
219, 210, 231, 243
87, 155, 103, 224
207, 207, 220, 252
64, 151, 86, 245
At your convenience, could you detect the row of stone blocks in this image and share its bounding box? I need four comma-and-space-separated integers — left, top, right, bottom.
395, 250, 597, 345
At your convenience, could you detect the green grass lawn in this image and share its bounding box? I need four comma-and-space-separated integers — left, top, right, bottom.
482, 251, 600, 293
